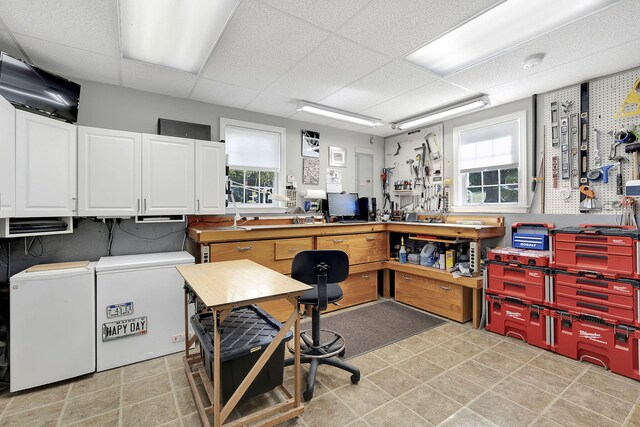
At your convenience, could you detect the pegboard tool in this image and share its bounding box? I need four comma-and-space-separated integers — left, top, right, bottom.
551, 102, 559, 146
570, 113, 580, 189
586, 164, 615, 183
579, 184, 599, 212
611, 156, 628, 195
560, 117, 569, 179
614, 77, 640, 119
592, 129, 601, 166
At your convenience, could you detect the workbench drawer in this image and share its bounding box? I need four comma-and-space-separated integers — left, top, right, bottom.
210, 237, 312, 274
325, 270, 378, 313
316, 232, 387, 265
274, 238, 313, 260
394, 272, 471, 323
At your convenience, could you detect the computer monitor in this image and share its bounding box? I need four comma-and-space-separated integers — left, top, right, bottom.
327, 193, 359, 218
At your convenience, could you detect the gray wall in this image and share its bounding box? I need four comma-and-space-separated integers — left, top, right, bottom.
1, 80, 385, 281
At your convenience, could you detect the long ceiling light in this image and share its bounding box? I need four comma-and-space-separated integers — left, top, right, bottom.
392, 96, 490, 130
119, 0, 240, 74
296, 101, 384, 127
405, 0, 620, 76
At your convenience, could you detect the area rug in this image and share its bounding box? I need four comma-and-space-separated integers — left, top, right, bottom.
301, 300, 447, 359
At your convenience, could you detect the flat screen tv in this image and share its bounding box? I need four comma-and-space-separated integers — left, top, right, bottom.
0, 52, 80, 123
327, 192, 359, 218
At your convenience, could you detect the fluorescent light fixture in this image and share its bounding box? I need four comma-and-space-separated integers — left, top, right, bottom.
392, 96, 490, 130
296, 101, 383, 127
406, 0, 620, 76
119, 0, 239, 73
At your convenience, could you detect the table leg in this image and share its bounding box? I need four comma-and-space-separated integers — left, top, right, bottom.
472, 288, 481, 329
213, 309, 221, 427
291, 296, 301, 408
184, 284, 189, 356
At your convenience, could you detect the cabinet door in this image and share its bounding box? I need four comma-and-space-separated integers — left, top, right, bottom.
78, 127, 142, 217
15, 111, 77, 217
141, 134, 195, 215
0, 97, 15, 218
195, 141, 226, 215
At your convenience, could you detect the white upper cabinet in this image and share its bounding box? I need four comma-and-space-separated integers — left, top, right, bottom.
78, 127, 142, 217
141, 134, 195, 216
195, 141, 226, 215
15, 110, 77, 217
0, 97, 15, 218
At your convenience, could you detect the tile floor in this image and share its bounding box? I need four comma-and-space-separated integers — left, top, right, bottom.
2, 307, 640, 427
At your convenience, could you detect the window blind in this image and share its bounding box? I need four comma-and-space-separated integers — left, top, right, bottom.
458, 119, 520, 173
226, 125, 280, 170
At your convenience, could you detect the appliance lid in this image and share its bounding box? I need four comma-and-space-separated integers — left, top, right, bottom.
10, 262, 96, 281
96, 251, 194, 272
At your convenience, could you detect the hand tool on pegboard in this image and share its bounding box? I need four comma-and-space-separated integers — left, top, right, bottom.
625, 142, 640, 181
614, 78, 640, 119
610, 156, 628, 195
560, 117, 569, 180
551, 102, 559, 147
586, 164, 615, 183
552, 156, 559, 188
579, 184, 600, 212
569, 113, 580, 189
579, 82, 589, 205
592, 129, 602, 167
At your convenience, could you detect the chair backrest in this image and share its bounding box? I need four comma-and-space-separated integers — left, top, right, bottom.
291, 250, 349, 285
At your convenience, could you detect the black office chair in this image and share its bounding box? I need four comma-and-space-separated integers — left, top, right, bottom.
285, 250, 360, 401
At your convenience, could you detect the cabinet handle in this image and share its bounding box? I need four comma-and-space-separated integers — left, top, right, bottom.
236, 246, 253, 252
197, 199, 200, 212
403, 275, 412, 280
333, 239, 344, 243
365, 236, 376, 241
362, 275, 371, 280
439, 285, 451, 291
137, 198, 140, 214
144, 198, 147, 213
72, 197, 77, 213
287, 248, 299, 252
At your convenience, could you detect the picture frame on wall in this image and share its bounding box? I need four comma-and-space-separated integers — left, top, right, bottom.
302, 157, 320, 185
301, 130, 320, 158
329, 146, 346, 167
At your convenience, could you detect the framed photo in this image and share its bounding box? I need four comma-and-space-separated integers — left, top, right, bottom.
301, 130, 320, 158
329, 146, 346, 167
302, 157, 320, 185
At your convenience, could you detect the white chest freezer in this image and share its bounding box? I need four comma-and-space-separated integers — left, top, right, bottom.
95, 251, 194, 371
10, 263, 96, 392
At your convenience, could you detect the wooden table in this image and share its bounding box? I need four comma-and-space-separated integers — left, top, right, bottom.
176, 260, 312, 427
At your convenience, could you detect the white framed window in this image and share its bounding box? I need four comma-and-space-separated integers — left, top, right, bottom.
452, 110, 528, 213
220, 118, 286, 213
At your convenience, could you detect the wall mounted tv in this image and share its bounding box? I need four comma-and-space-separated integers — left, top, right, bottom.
0, 52, 80, 123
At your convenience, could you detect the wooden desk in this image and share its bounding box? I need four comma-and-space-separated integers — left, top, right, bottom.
177, 260, 311, 427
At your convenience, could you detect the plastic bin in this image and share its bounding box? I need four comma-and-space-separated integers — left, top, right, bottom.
486, 260, 551, 304
190, 305, 292, 403
487, 247, 549, 267
512, 222, 554, 250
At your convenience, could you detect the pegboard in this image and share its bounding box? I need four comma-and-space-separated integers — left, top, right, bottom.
384, 124, 444, 212
544, 67, 640, 214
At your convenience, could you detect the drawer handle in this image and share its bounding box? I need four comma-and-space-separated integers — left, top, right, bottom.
576, 289, 609, 300
236, 246, 253, 252
403, 276, 412, 280
577, 301, 609, 312
365, 237, 376, 241
576, 243, 607, 250
439, 285, 451, 291
362, 275, 371, 280
287, 248, 299, 252
333, 239, 344, 243
576, 252, 607, 260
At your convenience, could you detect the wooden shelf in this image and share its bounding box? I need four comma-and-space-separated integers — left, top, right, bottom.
384, 260, 482, 289
407, 234, 471, 244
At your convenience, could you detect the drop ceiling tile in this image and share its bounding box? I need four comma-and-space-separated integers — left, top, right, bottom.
318, 61, 436, 113
244, 92, 299, 118
369, 124, 398, 137
0, 0, 119, 56
289, 111, 336, 125
0, 30, 27, 61
121, 60, 198, 99
325, 121, 371, 132
360, 80, 475, 123
445, 0, 640, 93
15, 34, 119, 84
201, 1, 328, 91
257, 0, 370, 31
190, 78, 260, 110
267, 36, 390, 101
338, 0, 499, 57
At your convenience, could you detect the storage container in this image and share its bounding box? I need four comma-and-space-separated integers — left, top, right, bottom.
550, 310, 640, 380
191, 305, 292, 403
512, 222, 554, 250
487, 247, 549, 267
487, 260, 550, 304
485, 293, 552, 350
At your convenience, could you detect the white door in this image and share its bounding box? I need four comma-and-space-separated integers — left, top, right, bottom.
0, 97, 15, 218
195, 141, 226, 214
356, 152, 374, 198
142, 134, 195, 215
78, 127, 142, 217
15, 111, 77, 217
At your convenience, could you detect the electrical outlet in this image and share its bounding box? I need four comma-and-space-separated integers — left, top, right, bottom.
171, 333, 185, 343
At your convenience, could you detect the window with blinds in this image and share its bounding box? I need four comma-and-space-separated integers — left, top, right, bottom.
453, 110, 527, 211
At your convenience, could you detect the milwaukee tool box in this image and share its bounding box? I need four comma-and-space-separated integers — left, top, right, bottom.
550, 225, 640, 278
487, 247, 550, 267
512, 222, 554, 250
552, 270, 639, 326
551, 310, 640, 380
487, 260, 551, 304
485, 294, 552, 350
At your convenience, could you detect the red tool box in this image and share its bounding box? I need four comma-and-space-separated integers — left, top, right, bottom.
487, 260, 551, 304
485, 294, 552, 350
552, 270, 640, 326
550, 225, 640, 279
487, 247, 550, 267
550, 310, 640, 380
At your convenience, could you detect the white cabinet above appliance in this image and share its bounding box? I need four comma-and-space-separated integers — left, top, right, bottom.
195, 141, 226, 215
0, 96, 15, 218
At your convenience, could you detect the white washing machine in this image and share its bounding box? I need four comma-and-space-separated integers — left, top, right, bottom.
95, 251, 194, 371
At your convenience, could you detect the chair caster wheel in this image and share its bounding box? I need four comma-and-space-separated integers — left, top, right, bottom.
338, 349, 346, 357
303, 390, 313, 401
350, 374, 360, 384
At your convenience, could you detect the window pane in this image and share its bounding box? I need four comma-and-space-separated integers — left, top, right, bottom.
483, 170, 498, 185
500, 185, 519, 203
261, 171, 275, 188
228, 169, 244, 203
484, 186, 498, 203
500, 168, 519, 184
466, 187, 483, 204
246, 170, 259, 187
468, 172, 481, 186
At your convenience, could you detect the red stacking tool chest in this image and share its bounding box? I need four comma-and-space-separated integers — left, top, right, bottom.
552, 270, 640, 326
487, 260, 551, 305
551, 225, 640, 279
551, 310, 640, 380
485, 294, 552, 350
488, 247, 550, 267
